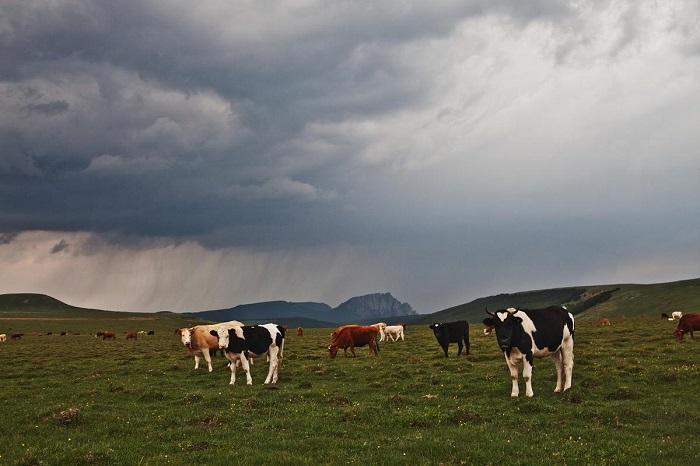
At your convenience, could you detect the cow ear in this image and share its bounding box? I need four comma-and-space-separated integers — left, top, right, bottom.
209, 330, 218, 337
175, 329, 181, 335
482, 318, 495, 326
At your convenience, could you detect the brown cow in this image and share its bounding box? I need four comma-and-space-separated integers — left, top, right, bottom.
598, 318, 611, 326
328, 325, 379, 358
674, 313, 700, 341
11, 333, 24, 340
297, 327, 304, 336
176, 321, 245, 372
102, 332, 116, 340
126, 332, 138, 340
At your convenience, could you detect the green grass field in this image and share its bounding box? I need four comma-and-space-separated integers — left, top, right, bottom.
1, 315, 698, 465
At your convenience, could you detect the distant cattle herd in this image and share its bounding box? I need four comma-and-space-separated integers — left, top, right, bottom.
1, 309, 698, 397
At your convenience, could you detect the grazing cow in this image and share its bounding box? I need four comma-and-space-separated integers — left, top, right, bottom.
384, 324, 405, 341
46, 332, 53, 336
661, 313, 670, 319
60, 331, 67, 336
126, 332, 138, 340
483, 306, 575, 397
429, 321, 470, 357
598, 318, 611, 326
176, 321, 245, 372
209, 324, 285, 385
674, 313, 700, 341
0, 334, 6, 342
672, 311, 683, 320
370, 322, 387, 341
11, 333, 24, 340
328, 325, 379, 358
297, 327, 304, 336
147, 330, 155, 335
102, 332, 116, 340
95, 331, 104, 338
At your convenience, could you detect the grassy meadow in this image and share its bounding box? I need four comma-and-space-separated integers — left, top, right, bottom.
0, 315, 698, 465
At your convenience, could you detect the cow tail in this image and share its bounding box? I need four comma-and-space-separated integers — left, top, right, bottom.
566, 312, 575, 339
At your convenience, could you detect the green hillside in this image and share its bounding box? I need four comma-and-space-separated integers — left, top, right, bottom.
0, 293, 201, 325
422, 278, 700, 323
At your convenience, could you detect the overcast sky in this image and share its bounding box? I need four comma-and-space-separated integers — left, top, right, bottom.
1, 1, 699, 312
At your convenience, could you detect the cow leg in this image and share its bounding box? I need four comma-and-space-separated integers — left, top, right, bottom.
227, 354, 237, 385
349, 346, 356, 357
457, 340, 463, 356
504, 353, 519, 397
442, 343, 449, 358
464, 336, 470, 355
194, 354, 201, 370
562, 337, 574, 391
379, 331, 385, 342
400, 330, 404, 341
551, 351, 564, 393
239, 353, 253, 385
202, 348, 213, 373
264, 346, 280, 384
523, 357, 534, 397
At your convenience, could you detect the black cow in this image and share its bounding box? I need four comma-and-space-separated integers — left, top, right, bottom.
210, 324, 285, 386
147, 330, 155, 335
429, 321, 470, 357
483, 306, 575, 398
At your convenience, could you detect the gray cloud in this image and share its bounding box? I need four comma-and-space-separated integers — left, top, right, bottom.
0, 1, 699, 311
50, 239, 69, 254
0, 232, 19, 244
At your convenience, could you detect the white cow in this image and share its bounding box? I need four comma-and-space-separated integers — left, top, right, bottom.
176, 320, 244, 372
370, 322, 387, 341
0, 333, 6, 342
384, 325, 405, 341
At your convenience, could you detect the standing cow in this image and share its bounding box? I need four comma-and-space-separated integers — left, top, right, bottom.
176, 321, 244, 372
209, 324, 285, 385
384, 324, 405, 341
483, 306, 575, 397
429, 321, 470, 357
0, 333, 6, 342
328, 325, 379, 358
297, 327, 304, 336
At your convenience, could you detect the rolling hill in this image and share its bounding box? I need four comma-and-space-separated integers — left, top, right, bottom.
421, 277, 700, 323
2, 277, 698, 326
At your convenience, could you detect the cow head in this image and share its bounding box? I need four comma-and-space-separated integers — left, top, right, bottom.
177, 328, 193, 348
483, 308, 522, 352
328, 344, 339, 358
673, 327, 684, 341
428, 323, 440, 336
210, 326, 241, 350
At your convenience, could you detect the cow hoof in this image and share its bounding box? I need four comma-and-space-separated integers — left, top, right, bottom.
554, 388, 562, 393
526, 392, 534, 398
511, 394, 519, 398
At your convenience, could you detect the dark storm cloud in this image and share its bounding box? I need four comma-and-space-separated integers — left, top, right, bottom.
0, 1, 699, 311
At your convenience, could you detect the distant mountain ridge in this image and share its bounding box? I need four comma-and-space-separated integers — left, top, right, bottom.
2, 277, 697, 326
189, 292, 416, 325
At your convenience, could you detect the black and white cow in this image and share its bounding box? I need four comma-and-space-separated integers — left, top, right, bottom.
483, 306, 574, 397
429, 321, 470, 357
210, 324, 285, 385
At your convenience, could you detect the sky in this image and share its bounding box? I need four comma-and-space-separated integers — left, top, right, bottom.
1, 0, 699, 313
